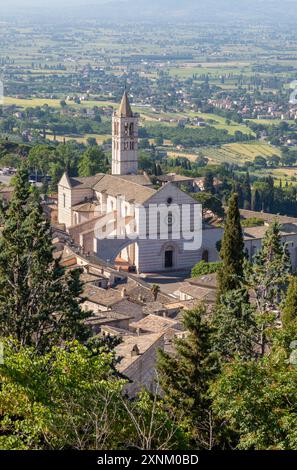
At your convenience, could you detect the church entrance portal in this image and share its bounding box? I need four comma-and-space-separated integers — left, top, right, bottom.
165, 249, 173, 269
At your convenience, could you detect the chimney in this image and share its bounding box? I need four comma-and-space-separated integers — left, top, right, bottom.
121, 287, 127, 298
131, 344, 140, 357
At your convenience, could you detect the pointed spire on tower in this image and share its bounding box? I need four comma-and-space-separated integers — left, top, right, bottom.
118, 90, 133, 117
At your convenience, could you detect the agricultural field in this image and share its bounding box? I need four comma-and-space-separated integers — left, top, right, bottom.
189, 112, 255, 136
46, 133, 110, 145
180, 142, 281, 164
3, 97, 117, 110
253, 167, 297, 186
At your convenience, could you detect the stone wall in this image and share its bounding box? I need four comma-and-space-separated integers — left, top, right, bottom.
69, 217, 101, 245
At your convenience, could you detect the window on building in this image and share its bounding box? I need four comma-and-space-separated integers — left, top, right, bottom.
63, 193, 66, 208
114, 122, 119, 135
168, 211, 173, 235
124, 123, 129, 136
129, 123, 134, 136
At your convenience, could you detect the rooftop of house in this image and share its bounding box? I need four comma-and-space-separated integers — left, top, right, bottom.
80, 272, 106, 284
174, 281, 217, 303
82, 283, 124, 308
243, 223, 297, 241
115, 332, 164, 373
84, 310, 133, 326
142, 301, 168, 316
156, 174, 194, 183
129, 314, 181, 334
186, 273, 218, 290
240, 208, 297, 225
72, 201, 100, 213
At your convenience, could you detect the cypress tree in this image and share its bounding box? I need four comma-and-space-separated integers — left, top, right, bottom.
156, 163, 162, 176
212, 288, 257, 361
282, 276, 297, 326
204, 172, 215, 194
0, 166, 90, 352
252, 189, 262, 211
233, 182, 244, 208
217, 193, 244, 296
242, 172, 252, 210
157, 306, 219, 449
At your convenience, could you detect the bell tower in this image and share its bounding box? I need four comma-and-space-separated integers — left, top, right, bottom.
112, 91, 139, 175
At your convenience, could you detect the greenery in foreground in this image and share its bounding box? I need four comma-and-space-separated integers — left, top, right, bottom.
0, 176, 297, 449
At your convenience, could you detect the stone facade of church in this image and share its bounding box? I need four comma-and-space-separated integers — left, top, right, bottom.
57, 92, 209, 273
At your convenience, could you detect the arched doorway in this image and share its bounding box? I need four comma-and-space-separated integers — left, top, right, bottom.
113, 241, 139, 273
165, 249, 174, 268
161, 244, 176, 270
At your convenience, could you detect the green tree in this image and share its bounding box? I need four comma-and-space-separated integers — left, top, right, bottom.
282, 275, 297, 327
28, 145, 53, 176
193, 192, 224, 218
0, 339, 126, 450
252, 188, 262, 211
86, 136, 97, 147
151, 284, 160, 301
78, 146, 108, 177
211, 322, 297, 450
191, 260, 223, 278
244, 222, 291, 356
0, 167, 90, 352
217, 193, 244, 296
0, 338, 187, 450
204, 172, 215, 194
157, 306, 222, 449
242, 172, 252, 210
212, 288, 257, 361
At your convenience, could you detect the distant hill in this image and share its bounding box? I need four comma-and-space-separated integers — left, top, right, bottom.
80, 0, 297, 24
3, 0, 297, 24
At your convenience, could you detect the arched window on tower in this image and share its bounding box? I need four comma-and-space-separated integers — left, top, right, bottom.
129, 123, 134, 136
124, 123, 129, 136
167, 211, 173, 235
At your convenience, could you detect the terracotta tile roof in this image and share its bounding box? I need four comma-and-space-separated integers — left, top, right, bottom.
175, 282, 216, 303
82, 284, 123, 307
72, 201, 100, 212
116, 174, 153, 187
116, 332, 164, 373
69, 174, 104, 189
93, 174, 156, 204
129, 314, 180, 334
157, 174, 194, 183
186, 273, 217, 290
244, 224, 297, 240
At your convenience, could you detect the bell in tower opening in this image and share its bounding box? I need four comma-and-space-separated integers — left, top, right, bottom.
112, 91, 139, 176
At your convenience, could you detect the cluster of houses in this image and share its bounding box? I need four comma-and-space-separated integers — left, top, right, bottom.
208, 96, 297, 121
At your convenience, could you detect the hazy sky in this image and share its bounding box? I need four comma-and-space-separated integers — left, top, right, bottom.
1, 0, 296, 23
